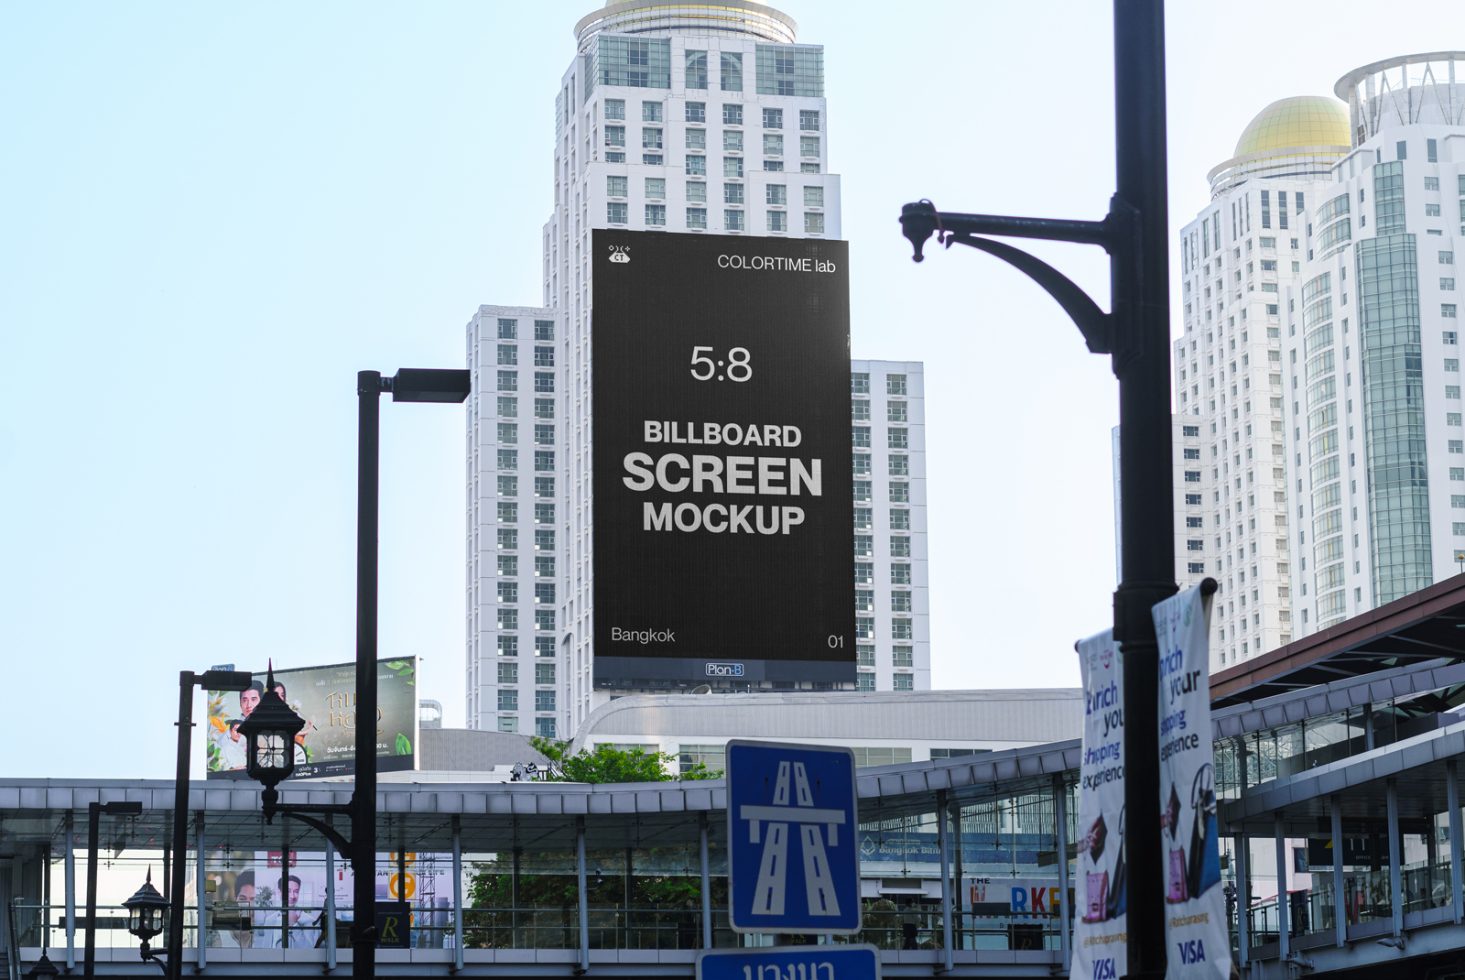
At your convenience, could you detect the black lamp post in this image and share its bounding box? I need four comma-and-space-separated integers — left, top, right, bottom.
122, 868, 169, 968
84, 800, 142, 978
240, 368, 471, 979
24, 952, 61, 979
164, 669, 251, 980
898, 3, 1175, 977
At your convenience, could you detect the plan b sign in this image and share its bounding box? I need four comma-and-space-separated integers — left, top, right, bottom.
727, 741, 861, 934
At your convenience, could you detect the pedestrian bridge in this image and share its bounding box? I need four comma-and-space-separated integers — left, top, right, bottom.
9, 582, 1465, 978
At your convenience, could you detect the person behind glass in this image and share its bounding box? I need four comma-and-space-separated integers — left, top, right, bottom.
254, 874, 319, 949
213, 870, 256, 948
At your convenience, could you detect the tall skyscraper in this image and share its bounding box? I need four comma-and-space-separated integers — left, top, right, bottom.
465, 1, 929, 736
1171, 53, 1465, 671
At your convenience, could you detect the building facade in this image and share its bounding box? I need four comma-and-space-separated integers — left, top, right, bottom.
466, 1, 929, 736
1172, 54, 1465, 672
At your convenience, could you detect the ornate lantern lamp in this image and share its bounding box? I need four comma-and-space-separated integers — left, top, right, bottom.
236, 663, 306, 818
123, 867, 169, 961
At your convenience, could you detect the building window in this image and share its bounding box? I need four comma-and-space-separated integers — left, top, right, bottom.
534, 372, 554, 393
607, 202, 628, 224
646, 203, 667, 225
604, 99, 625, 121
890, 535, 911, 556
497, 555, 517, 577
725, 156, 744, 178
887, 374, 907, 396
1446, 304, 1459, 319
766, 184, 787, 206
804, 185, 824, 208
685, 99, 706, 122
761, 107, 783, 129
891, 564, 911, 585
643, 177, 665, 200
725, 209, 745, 231
496, 371, 518, 393
498, 662, 518, 685
535, 718, 556, 738
720, 52, 742, 91
851, 372, 870, 394
800, 135, 820, 158
534, 450, 554, 471
889, 483, 909, 503
497, 716, 518, 733
642, 101, 662, 122
533, 346, 554, 368
534, 505, 554, 526
893, 674, 914, 691
755, 43, 824, 97
497, 689, 518, 711
725, 183, 745, 205
888, 429, 908, 450
722, 103, 743, 126
534, 477, 554, 498
535, 662, 556, 685
1184, 470, 1201, 483
685, 155, 706, 176
534, 397, 554, 419
497, 318, 517, 340
605, 125, 625, 147
497, 475, 517, 497
535, 555, 555, 577
1187, 561, 1205, 574
763, 132, 783, 156
852, 746, 912, 766
497, 345, 518, 367
497, 396, 517, 417
804, 212, 825, 234
687, 207, 707, 229
767, 210, 786, 232
497, 581, 518, 604
855, 674, 875, 692
535, 610, 556, 632
535, 636, 556, 657
642, 127, 663, 150
889, 456, 909, 478
799, 109, 820, 131
534, 423, 554, 445
892, 644, 914, 665
685, 51, 707, 90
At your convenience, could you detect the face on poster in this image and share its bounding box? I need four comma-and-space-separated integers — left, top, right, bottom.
205, 657, 417, 779
590, 229, 855, 687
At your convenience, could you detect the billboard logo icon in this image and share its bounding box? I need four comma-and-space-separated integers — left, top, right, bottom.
706, 662, 745, 677
741, 760, 845, 919
608, 244, 630, 264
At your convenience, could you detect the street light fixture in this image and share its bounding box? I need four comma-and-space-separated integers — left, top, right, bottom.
236, 664, 306, 812
123, 868, 168, 967
898, 3, 1175, 977
84, 800, 143, 978
240, 368, 470, 979
163, 668, 252, 980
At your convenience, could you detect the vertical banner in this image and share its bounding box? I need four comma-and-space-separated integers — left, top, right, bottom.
1152, 585, 1228, 978
1071, 630, 1127, 980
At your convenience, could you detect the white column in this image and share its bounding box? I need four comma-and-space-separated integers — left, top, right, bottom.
699, 813, 712, 949
937, 794, 954, 973
194, 811, 207, 970
1275, 813, 1290, 960
452, 815, 464, 970
1387, 780, 1403, 940
576, 816, 589, 973
324, 816, 337, 972
1234, 834, 1249, 966
1053, 777, 1070, 967
1331, 797, 1345, 947
63, 808, 75, 972
1448, 760, 1463, 926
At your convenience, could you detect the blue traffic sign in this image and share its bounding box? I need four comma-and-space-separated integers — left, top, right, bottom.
697, 945, 880, 980
726, 740, 861, 934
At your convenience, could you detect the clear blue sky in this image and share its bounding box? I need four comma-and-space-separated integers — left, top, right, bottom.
1, 1, 1453, 778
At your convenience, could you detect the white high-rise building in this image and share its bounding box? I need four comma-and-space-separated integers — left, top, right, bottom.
1172, 53, 1465, 671
465, 1, 929, 737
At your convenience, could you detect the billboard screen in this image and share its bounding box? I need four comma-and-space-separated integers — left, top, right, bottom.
591, 230, 854, 686
206, 657, 417, 780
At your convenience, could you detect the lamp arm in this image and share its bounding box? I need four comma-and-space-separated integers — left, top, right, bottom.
268, 805, 354, 860
939, 233, 1113, 355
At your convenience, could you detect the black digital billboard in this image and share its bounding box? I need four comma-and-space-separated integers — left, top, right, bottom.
592, 229, 854, 686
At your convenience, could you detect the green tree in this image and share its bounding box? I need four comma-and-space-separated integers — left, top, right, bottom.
528, 736, 719, 783
461, 739, 720, 948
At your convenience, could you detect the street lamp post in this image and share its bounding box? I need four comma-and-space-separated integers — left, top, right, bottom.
240, 369, 470, 980
83, 800, 142, 978
898, 3, 1174, 977
165, 669, 251, 980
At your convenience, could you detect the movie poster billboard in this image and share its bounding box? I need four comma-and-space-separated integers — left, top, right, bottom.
1152, 585, 1228, 978
1071, 630, 1127, 980
590, 230, 853, 687
206, 657, 417, 780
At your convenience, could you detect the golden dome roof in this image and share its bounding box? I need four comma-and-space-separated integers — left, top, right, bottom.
1234, 96, 1350, 157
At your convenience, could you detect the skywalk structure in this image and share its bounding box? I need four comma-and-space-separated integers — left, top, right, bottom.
11, 575, 1465, 977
